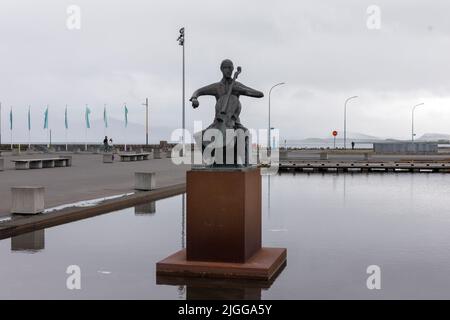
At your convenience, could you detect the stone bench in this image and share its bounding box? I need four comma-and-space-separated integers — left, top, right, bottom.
153, 149, 165, 159
135, 172, 156, 191
61, 155, 72, 166
11, 157, 72, 170
119, 153, 150, 162
11, 186, 45, 214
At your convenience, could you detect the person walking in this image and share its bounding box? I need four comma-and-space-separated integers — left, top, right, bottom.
103, 136, 109, 152
109, 138, 114, 160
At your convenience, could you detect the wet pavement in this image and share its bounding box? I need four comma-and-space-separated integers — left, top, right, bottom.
0, 153, 189, 217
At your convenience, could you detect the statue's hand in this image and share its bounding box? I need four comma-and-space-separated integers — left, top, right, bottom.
191, 97, 199, 108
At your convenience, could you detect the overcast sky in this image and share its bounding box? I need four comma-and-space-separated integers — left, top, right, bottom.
1, 0, 450, 143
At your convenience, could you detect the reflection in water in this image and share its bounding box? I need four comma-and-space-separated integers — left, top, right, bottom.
158, 263, 285, 300
134, 202, 156, 215
11, 230, 45, 253
267, 175, 271, 220
343, 172, 347, 206
266, 175, 287, 233
178, 193, 187, 298
181, 194, 186, 249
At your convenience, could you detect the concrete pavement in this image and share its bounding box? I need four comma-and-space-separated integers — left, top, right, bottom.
0, 153, 190, 217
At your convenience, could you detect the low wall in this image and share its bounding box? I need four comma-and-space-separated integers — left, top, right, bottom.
373, 142, 438, 154
0, 143, 185, 153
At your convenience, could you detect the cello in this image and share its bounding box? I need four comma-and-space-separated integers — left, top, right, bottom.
215, 66, 242, 139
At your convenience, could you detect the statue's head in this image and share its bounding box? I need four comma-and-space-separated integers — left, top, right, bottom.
220, 59, 234, 79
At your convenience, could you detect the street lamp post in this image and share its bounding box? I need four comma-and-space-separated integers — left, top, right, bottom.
0, 101, 2, 146
411, 103, 425, 142
268, 82, 285, 150
177, 27, 185, 154
142, 98, 149, 145
343, 95, 358, 149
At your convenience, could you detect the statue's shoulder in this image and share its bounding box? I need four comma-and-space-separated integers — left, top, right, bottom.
204, 81, 222, 89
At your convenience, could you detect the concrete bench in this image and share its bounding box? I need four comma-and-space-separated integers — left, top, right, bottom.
153, 149, 165, 159
135, 172, 156, 191
119, 153, 150, 162
11, 157, 72, 170
60, 155, 72, 166
11, 186, 45, 214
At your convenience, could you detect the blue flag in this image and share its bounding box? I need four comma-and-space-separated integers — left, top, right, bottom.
65, 106, 68, 129
9, 107, 12, 130
43, 107, 49, 129
85, 106, 91, 129
103, 105, 108, 128
28, 106, 31, 131
124, 105, 128, 128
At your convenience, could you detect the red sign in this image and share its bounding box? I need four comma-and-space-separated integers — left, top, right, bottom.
332, 130, 338, 137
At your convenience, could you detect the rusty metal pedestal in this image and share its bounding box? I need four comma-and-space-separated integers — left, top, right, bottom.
156, 167, 287, 280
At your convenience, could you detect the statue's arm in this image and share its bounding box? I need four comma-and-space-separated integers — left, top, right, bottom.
234, 82, 264, 98
190, 83, 218, 108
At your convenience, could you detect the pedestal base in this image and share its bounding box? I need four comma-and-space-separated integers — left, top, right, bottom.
156, 247, 286, 281
187, 167, 261, 263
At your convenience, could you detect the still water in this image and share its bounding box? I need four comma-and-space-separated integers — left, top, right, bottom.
2, 173, 450, 299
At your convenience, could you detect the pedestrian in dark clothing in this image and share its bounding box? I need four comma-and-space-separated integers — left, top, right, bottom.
103, 136, 109, 152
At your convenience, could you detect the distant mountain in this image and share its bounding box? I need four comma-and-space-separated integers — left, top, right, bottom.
417, 133, 450, 141
301, 137, 327, 143
342, 132, 382, 140
288, 132, 382, 142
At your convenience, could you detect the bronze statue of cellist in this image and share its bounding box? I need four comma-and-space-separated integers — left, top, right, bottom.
190, 59, 264, 166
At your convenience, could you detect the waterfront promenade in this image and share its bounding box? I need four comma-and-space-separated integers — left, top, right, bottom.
2, 148, 450, 217
0, 153, 190, 217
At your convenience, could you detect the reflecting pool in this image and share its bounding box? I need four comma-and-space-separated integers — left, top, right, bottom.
2, 173, 450, 299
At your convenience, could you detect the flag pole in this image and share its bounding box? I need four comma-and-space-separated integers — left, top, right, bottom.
124, 103, 127, 152
85, 104, 88, 152
28, 106, 31, 149
9, 106, 13, 152
46, 105, 50, 148
104, 104, 107, 138
65, 105, 68, 152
